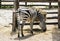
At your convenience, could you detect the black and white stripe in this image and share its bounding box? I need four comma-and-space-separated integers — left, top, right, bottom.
16, 7, 46, 38
17, 8, 31, 24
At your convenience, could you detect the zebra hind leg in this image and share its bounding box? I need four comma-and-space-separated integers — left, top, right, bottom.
21, 25, 24, 37
21, 21, 25, 37
17, 24, 20, 38
30, 21, 34, 35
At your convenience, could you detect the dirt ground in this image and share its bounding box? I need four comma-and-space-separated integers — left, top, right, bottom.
0, 25, 60, 41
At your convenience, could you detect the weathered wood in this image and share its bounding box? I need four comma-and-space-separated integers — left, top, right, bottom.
47, 12, 58, 14
19, 22, 58, 25
19, 0, 58, 2
14, 0, 19, 10
12, 12, 16, 32
25, 2, 27, 6
1, 4, 58, 8
47, 17, 58, 19
1, 0, 58, 2
49, 1, 51, 8
1, 4, 56, 6
0, 0, 1, 8
12, 0, 19, 32
58, 0, 60, 28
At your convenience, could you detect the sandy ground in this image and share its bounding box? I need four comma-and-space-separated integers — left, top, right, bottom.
0, 25, 60, 41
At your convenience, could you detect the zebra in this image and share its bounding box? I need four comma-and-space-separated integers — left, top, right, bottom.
16, 7, 47, 38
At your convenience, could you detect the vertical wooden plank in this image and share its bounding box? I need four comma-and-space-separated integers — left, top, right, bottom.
49, 1, 52, 9
12, 12, 16, 32
12, 0, 19, 32
14, 0, 19, 10
0, 0, 1, 8
58, 0, 60, 28
25, 2, 27, 6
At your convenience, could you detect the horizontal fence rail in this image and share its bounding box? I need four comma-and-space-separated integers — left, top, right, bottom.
1, 0, 58, 2
0, 1, 58, 9
1, 2, 58, 6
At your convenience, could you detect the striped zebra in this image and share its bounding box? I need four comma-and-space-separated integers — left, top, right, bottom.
16, 7, 47, 38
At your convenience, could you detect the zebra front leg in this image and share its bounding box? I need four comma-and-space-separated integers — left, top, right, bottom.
30, 21, 34, 35
30, 13, 37, 35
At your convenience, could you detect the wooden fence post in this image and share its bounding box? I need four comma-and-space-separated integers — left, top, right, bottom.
25, 2, 27, 6
14, 0, 19, 10
12, 12, 17, 32
12, 0, 19, 32
49, 1, 52, 9
58, 0, 60, 29
0, 0, 1, 8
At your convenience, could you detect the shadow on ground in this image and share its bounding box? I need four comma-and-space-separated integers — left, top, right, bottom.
52, 25, 60, 41
14, 28, 42, 40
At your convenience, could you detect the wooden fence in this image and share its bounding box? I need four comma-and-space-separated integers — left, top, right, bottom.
0, 0, 58, 9
0, 1, 58, 24
0, 1, 58, 25
0, 0, 58, 32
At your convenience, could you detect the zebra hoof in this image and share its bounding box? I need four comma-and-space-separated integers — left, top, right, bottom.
18, 34, 20, 38
31, 31, 33, 35
22, 34, 24, 37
